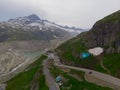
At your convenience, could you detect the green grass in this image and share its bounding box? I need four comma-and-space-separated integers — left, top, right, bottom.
56, 38, 106, 73
57, 39, 120, 78
49, 66, 112, 90
56, 38, 87, 64
69, 69, 85, 80
6, 55, 48, 90
55, 10, 120, 79
97, 10, 120, 23
103, 54, 120, 78
56, 36, 120, 78
38, 75, 48, 90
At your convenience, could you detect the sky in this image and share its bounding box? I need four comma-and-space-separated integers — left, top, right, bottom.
0, 0, 120, 29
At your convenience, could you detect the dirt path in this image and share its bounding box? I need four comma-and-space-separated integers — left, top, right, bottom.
95, 56, 110, 74
100, 60, 111, 74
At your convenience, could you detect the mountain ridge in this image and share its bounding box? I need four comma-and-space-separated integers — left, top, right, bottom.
0, 14, 87, 42
6, 14, 86, 33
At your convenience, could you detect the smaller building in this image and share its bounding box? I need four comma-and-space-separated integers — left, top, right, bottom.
80, 52, 90, 59
56, 76, 62, 82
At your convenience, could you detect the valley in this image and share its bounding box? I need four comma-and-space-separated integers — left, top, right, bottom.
0, 14, 80, 83
0, 14, 83, 90
0, 8, 119, 90
0, 39, 66, 83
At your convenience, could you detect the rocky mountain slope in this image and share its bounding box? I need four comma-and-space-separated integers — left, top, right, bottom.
80, 10, 120, 53
56, 10, 120, 78
0, 14, 86, 42
57, 10, 120, 54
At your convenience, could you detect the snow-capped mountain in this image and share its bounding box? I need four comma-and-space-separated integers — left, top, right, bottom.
0, 14, 86, 42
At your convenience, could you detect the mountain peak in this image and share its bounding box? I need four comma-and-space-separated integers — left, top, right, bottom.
25, 14, 40, 21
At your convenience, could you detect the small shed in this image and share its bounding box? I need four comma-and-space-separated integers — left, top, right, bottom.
80, 52, 90, 59
55, 76, 62, 82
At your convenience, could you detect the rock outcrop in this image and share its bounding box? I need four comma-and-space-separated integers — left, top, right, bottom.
81, 10, 120, 53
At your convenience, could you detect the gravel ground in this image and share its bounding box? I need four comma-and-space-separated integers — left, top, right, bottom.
0, 84, 6, 90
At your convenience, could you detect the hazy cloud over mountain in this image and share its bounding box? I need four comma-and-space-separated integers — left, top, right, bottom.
0, 0, 120, 28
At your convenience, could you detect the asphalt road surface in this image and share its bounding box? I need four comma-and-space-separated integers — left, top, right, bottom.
43, 59, 60, 90
52, 53, 120, 90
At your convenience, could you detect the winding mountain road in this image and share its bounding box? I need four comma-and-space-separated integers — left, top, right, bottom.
52, 53, 120, 90
43, 59, 60, 90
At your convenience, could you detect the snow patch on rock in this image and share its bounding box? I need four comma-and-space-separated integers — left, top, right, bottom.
88, 47, 103, 56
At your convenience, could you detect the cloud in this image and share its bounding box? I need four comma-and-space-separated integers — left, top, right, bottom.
0, 0, 120, 28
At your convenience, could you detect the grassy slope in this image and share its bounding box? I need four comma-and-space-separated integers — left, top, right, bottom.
97, 10, 120, 23
56, 10, 120, 78
56, 36, 87, 63
49, 66, 112, 90
56, 37, 106, 73
56, 36, 120, 78
6, 55, 48, 90
103, 54, 120, 78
